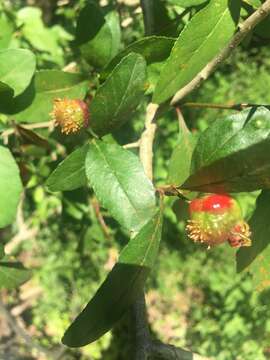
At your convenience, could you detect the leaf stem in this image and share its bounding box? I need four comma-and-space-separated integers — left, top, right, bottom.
140, 0, 155, 36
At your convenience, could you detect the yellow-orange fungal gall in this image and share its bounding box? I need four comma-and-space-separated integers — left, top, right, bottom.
51, 98, 89, 135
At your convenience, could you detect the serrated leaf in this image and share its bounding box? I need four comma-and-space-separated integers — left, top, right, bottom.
76, 2, 121, 68
62, 210, 162, 347
0, 146, 23, 228
46, 144, 89, 192
91, 53, 147, 136
0, 70, 88, 122
183, 107, 270, 193
0, 48, 36, 97
236, 191, 270, 291
153, 0, 240, 104
0, 261, 31, 289
85, 139, 156, 232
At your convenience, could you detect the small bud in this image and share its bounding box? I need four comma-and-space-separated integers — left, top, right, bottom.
51, 98, 89, 135
186, 194, 252, 248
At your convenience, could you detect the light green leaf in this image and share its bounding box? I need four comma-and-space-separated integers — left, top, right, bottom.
86, 139, 156, 232
46, 144, 89, 192
168, 0, 207, 6
0, 146, 23, 228
1, 70, 88, 122
153, 0, 240, 104
62, 210, 162, 347
0, 12, 14, 49
91, 53, 147, 136
0, 48, 36, 97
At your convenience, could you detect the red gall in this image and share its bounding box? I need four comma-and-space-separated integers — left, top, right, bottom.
186, 194, 251, 248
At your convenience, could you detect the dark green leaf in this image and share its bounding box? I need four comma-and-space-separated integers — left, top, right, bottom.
91, 53, 147, 136
62, 210, 162, 347
76, 2, 121, 68
46, 144, 89, 192
153, 0, 240, 104
237, 191, 270, 291
85, 139, 156, 232
0, 261, 31, 289
183, 107, 270, 193
0, 48, 36, 97
1, 70, 88, 122
0, 146, 23, 228
167, 117, 198, 186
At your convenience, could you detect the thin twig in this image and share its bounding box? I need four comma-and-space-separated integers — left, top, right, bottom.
139, 103, 159, 180
91, 198, 111, 239
171, 0, 270, 105
123, 140, 141, 149
0, 299, 65, 359
181, 102, 270, 111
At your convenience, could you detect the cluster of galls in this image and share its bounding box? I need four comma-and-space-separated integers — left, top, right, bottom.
51, 98, 89, 135
186, 194, 251, 249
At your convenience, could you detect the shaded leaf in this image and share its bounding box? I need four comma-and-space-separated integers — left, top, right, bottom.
91, 53, 147, 136
0, 261, 31, 290
62, 210, 162, 347
0, 146, 23, 228
76, 2, 121, 68
102, 36, 175, 79
85, 139, 156, 232
153, 0, 240, 104
167, 117, 198, 186
237, 191, 270, 291
0, 48, 36, 97
183, 107, 270, 193
47, 144, 89, 192
16, 125, 50, 149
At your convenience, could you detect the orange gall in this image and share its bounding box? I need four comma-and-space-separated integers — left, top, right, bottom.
51, 98, 89, 135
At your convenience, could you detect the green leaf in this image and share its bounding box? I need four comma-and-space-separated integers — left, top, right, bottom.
168, 0, 207, 6
17, 7, 67, 66
46, 144, 89, 192
183, 107, 270, 193
0, 48, 36, 97
85, 139, 156, 232
1, 70, 88, 122
0, 261, 31, 290
153, 0, 240, 104
236, 191, 270, 291
76, 2, 121, 68
0, 12, 14, 49
0, 146, 23, 228
102, 36, 175, 79
62, 210, 162, 347
167, 117, 198, 186
91, 53, 147, 136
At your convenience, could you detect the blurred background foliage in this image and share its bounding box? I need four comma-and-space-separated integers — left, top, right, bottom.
0, 0, 270, 359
